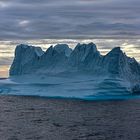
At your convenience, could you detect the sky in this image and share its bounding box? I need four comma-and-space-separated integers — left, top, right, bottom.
0, 0, 140, 39
0, 0, 140, 77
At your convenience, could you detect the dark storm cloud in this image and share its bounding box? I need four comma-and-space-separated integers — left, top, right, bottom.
0, 0, 140, 40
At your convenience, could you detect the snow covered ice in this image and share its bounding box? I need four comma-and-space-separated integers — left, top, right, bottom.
1, 42, 140, 100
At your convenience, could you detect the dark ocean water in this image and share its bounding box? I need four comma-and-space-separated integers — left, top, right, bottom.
0, 95, 140, 140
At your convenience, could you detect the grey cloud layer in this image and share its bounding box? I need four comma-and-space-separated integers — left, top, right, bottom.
0, 0, 140, 39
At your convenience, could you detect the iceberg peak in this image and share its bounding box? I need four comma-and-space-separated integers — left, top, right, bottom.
107, 47, 123, 55
54, 44, 72, 57
15, 44, 44, 57
75, 42, 97, 52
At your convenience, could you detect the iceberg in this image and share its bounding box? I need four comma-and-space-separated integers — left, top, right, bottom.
1, 42, 139, 99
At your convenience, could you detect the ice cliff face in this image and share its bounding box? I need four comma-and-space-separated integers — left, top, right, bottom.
69, 43, 102, 71
10, 44, 44, 75
104, 47, 140, 81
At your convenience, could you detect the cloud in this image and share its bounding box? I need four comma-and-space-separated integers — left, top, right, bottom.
0, 57, 13, 65
0, 0, 139, 40
19, 20, 30, 27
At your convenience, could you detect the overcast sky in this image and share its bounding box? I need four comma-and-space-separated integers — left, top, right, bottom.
0, 0, 140, 40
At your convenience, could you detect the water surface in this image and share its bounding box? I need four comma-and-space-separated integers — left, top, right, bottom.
0, 95, 140, 140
